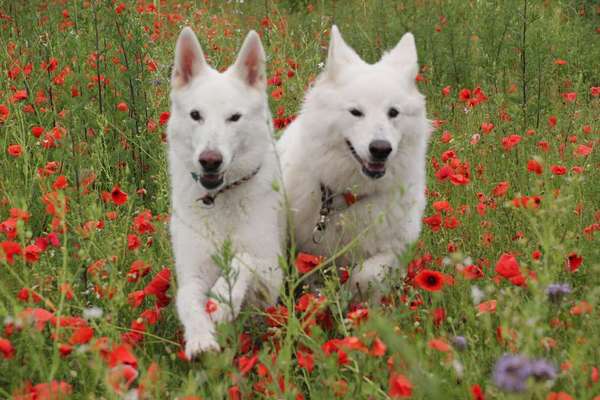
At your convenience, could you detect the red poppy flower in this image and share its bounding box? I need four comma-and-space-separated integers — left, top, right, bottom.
108, 344, 137, 368
415, 269, 445, 292
428, 338, 451, 352
462, 264, 484, 280
433, 307, 446, 326
20, 307, 54, 331
441, 215, 458, 230
501, 134, 522, 151
566, 253, 582, 272
458, 88, 471, 101
547, 392, 574, 400
127, 234, 141, 250
7, 144, 22, 157
19, 381, 72, 399
369, 337, 387, 357
1, 241, 22, 264
450, 173, 469, 185
477, 300, 496, 314
0, 104, 9, 122
295, 252, 323, 274
551, 165, 567, 175
297, 350, 314, 373
271, 87, 283, 101
11, 89, 28, 102
340, 336, 369, 353
471, 384, 485, 400
228, 386, 241, 400
481, 122, 494, 133
52, 175, 68, 190
144, 268, 171, 296
111, 185, 128, 205
347, 307, 369, 326
127, 260, 151, 282
237, 354, 258, 375
423, 214, 442, 232
574, 144, 592, 157
527, 159, 543, 174
69, 326, 94, 345
440, 130, 452, 143
0, 338, 14, 359
265, 305, 288, 327
388, 373, 413, 398
159, 111, 170, 126
24, 244, 42, 263
132, 210, 155, 234
205, 299, 217, 315
495, 253, 521, 278
491, 181, 509, 197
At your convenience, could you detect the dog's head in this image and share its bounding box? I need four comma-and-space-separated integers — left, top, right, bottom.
168, 27, 270, 191
309, 26, 427, 180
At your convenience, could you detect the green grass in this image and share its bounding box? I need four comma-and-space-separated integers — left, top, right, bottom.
0, 1, 599, 399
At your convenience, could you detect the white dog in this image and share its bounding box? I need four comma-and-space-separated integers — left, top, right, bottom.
278, 26, 430, 299
167, 27, 283, 358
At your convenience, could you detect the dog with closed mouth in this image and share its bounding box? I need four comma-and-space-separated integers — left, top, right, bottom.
278, 26, 431, 299
167, 27, 283, 358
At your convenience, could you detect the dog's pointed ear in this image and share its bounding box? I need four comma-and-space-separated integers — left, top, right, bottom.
325, 25, 362, 81
380, 32, 419, 83
232, 30, 266, 90
172, 27, 207, 89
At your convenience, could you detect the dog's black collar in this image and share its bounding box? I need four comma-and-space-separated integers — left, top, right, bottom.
191, 166, 261, 207
312, 183, 368, 244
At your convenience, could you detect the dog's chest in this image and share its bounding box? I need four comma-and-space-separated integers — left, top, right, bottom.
299, 195, 387, 258
173, 194, 256, 245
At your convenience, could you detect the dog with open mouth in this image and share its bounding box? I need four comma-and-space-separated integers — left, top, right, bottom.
278, 26, 431, 299
167, 27, 284, 358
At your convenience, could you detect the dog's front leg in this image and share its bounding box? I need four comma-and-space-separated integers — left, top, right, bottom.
177, 280, 220, 358
210, 253, 282, 323
172, 220, 220, 358
349, 251, 397, 301
209, 253, 253, 323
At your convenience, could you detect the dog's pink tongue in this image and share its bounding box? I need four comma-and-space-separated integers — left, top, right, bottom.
367, 162, 386, 172
202, 174, 221, 182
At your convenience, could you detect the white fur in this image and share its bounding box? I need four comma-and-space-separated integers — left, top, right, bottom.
278, 26, 431, 298
167, 28, 283, 358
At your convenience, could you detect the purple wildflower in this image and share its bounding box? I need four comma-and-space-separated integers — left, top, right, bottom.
451, 335, 468, 351
530, 359, 557, 381
492, 354, 532, 393
546, 283, 571, 302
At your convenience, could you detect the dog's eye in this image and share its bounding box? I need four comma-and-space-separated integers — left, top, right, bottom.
388, 107, 399, 119
190, 110, 202, 121
349, 108, 364, 117
227, 113, 242, 123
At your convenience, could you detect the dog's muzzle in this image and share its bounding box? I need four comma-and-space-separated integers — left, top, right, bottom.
199, 173, 224, 190
346, 139, 388, 179
198, 150, 225, 189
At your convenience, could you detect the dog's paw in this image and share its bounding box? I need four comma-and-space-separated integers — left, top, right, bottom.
185, 333, 220, 359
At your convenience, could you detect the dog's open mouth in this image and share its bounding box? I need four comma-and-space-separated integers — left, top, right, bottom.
199, 173, 224, 190
345, 140, 386, 179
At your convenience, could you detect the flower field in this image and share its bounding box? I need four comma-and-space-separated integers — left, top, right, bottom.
0, 1, 599, 399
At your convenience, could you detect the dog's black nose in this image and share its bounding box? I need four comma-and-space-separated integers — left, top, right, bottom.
369, 140, 392, 161
198, 150, 223, 172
